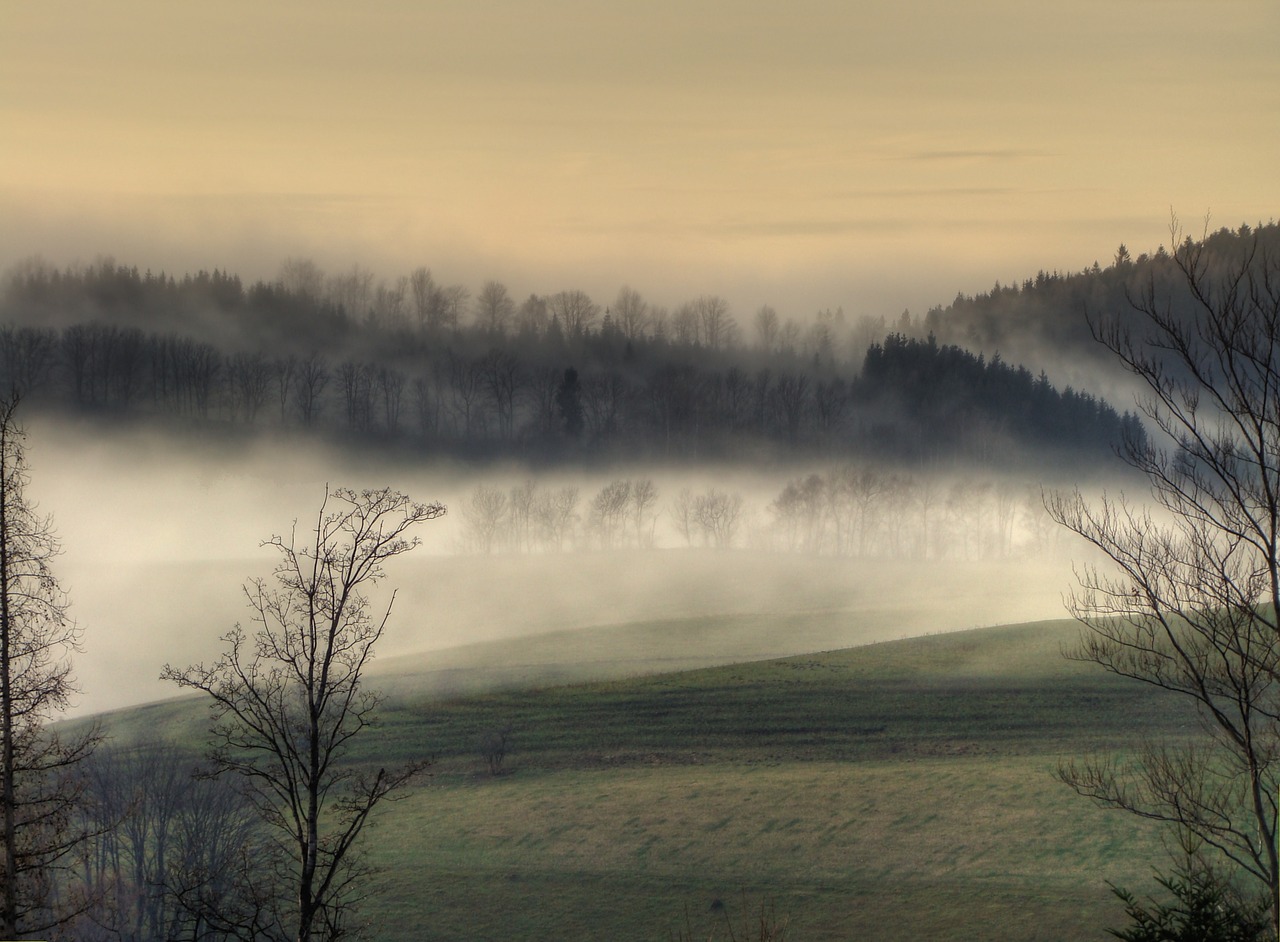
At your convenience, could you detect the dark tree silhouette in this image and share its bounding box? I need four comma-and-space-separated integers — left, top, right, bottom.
0, 395, 98, 938
162, 487, 445, 942
1048, 218, 1280, 933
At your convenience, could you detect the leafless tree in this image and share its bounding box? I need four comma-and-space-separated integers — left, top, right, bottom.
507, 481, 538, 553
294, 354, 329, 428
0, 394, 99, 939
1047, 217, 1280, 931
671, 303, 700, 346
325, 266, 374, 322
547, 290, 600, 336
629, 479, 659, 549
694, 295, 736, 350
479, 350, 521, 442
532, 487, 578, 551
477, 722, 514, 777
162, 487, 444, 942
78, 742, 258, 942
278, 259, 325, 300
408, 267, 439, 333
370, 277, 408, 330
474, 281, 515, 336
375, 367, 405, 434
462, 485, 509, 554
228, 352, 273, 424
515, 295, 549, 337
439, 285, 470, 331
754, 305, 780, 352
0, 327, 58, 399
338, 362, 375, 433
589, 481, 631, 550
695, 489, 745, 549
613, 286, 650, 342
274, 355, 298, 425
446, 354, 487, 440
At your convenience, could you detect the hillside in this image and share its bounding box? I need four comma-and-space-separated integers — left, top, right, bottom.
97, 617, 1198, 942
923, 219, 1280, 395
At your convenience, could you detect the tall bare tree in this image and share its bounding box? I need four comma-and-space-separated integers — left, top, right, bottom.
0, 395, 98, 939
162, 487, 445, 942
1048, 219, 1280, 931
473, 281, 515, 336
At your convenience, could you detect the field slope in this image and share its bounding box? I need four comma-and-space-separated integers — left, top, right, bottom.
101, 617, 1197, 941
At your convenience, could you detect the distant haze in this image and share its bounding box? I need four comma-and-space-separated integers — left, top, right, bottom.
3, 2, 1278, 318
33, 421, 1078, 717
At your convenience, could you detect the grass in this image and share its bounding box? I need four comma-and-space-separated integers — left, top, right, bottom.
96, 616, 1200, 941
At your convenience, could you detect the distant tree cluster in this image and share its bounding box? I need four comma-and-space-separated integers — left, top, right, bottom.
0, 257, 1136, 467
457, 466, 1061, 561
764, 466, 1055, 561
78, 744, 258, 942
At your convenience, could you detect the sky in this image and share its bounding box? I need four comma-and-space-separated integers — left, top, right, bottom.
3, 0, 1279, 321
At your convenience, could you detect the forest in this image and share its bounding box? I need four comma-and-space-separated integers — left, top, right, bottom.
0, 243, 1159, 468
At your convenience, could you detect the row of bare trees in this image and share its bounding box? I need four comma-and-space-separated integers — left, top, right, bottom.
460, 479, 745, 553
456, 468, 1061, 560
765, 468, 1057, 561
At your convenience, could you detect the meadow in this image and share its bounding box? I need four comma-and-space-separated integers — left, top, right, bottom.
107, 614, 1197, 941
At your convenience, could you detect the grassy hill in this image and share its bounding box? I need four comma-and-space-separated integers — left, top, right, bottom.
98, 617, 1198, 941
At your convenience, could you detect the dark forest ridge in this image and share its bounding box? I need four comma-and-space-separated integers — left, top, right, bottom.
12, 223, 1274, 467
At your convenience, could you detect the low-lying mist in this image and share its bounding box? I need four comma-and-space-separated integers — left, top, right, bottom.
32, 417, 1098, 718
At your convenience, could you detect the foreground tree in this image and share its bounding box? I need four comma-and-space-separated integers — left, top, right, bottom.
1047, 220, 1280, 931
0, 394, 98, 938
163, 487, 445, 942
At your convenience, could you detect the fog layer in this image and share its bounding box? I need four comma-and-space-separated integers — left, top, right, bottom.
33, 420, 1076, 717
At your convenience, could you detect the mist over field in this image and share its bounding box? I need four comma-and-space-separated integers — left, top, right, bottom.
30, 418, 1081, 717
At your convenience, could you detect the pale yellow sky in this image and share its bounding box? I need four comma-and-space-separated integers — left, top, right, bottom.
2, 0, 1277, 316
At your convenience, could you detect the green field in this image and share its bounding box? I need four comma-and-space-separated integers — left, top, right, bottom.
101, 616, 1199, 941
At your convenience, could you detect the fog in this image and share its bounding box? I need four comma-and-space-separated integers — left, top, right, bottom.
29, 418, 1089, 719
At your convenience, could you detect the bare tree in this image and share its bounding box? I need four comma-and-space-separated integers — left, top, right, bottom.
79, 742, 258, 942
589, 481, 631, 550
0, 395, 98, 938
479, 349, 521, 442
228, 352, 273, 424
274, 355, 298, 425
294, 354, 329, 428
473, 281, 515, 336
375, 367, 405, 434
162, 487, 445, 942
613, 286, 650, 342
629, 479, 659, 549
462, 485, 509, 554
547, 290, 600, 336
532, 487, 578, 551
1047, 218, 1280, 931
278, 259, 325, 299
754, 305, 780, 352
694, 295, 736, 350
695, 489, 745, 549
408, 267, 439, 333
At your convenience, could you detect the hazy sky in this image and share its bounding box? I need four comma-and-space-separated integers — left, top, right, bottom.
3, 0, 1278, 317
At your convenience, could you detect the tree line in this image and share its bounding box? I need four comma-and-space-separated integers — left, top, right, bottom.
457, 467, 1063, 561
0, 259, 1137, 466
